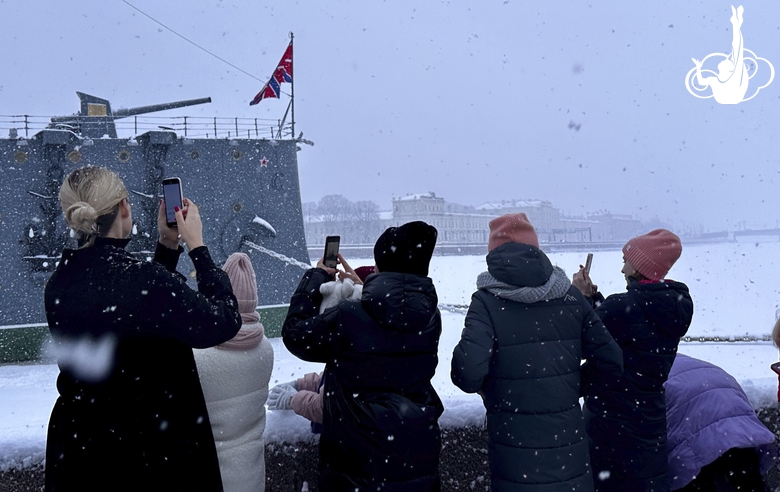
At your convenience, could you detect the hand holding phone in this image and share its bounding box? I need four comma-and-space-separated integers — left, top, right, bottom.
572, 253, 597, 297
162, 177, 184, 228
174, 198, 204, 250
323, 236, 340, 268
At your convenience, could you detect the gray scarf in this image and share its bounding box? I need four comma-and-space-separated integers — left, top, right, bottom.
477, 266, 571, 304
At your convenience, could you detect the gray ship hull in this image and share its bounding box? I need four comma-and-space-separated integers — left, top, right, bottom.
0, 129, 310, 328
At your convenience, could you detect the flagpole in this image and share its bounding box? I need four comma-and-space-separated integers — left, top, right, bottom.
289, 31, 295, 139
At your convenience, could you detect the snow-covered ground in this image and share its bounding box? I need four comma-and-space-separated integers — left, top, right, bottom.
2, 242, 779, 472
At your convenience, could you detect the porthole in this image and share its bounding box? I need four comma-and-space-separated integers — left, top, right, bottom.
67, 150, 82, 164
232, 149, 243, 161
117, 150, 131, 163
272, 172, 284, 189
190, 150, 200, 160
232, 203, 243, 213
14, 151, 27, 164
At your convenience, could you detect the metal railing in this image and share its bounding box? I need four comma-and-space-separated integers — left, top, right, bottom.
0, 114, 293, 140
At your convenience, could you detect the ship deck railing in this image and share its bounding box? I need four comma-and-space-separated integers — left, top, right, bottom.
0, 115, 293, 140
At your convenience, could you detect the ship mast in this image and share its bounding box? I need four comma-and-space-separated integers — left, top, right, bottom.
290, 31, 295, 138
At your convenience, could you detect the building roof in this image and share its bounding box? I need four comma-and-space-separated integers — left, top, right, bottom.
394, 192, 441, 202
476, 200, 545, 210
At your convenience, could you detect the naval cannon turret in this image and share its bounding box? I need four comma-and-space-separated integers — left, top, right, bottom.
0, 92, 309, 351
49, 92, 212, 138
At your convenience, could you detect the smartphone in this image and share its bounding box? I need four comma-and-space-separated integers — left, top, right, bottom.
162, 177, 183, 228
323, 236, 340, 268
584, 253, 594, 275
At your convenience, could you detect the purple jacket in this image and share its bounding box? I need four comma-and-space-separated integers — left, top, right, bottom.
665, 353, 777, 490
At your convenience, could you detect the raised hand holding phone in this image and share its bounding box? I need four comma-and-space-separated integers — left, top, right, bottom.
159, 197, 203, 250
337, 254, 363, 285
162, 177, 184, 228
323, 236, 340, 268
174, 199, 203, 249
572, 254, 597, 297
157, 200, 180, 250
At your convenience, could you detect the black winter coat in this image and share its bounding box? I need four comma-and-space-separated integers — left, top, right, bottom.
583, 279, 693, 492
43, 237, 241, 492
451, 243, 623, 492
283, 268, 443, 492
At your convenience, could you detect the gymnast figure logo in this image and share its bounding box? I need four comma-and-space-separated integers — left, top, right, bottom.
685, 5, 774, 104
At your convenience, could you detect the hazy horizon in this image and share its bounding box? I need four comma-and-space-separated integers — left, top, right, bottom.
2, 0, 779, 232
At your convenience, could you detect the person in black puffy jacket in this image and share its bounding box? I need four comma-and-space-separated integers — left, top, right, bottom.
283, 221, 443, 492
451, 213, 623, 492
573, 229, 694, 492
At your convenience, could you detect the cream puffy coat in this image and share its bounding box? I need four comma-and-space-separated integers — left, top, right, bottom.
194, 322, 274, 492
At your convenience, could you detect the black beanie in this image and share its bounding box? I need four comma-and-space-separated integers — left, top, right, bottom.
374, 221, 438, 277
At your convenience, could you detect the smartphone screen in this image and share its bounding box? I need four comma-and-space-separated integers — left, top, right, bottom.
162, 178, 183, 227
324, 236, 340, 268
585, 253, 593, 274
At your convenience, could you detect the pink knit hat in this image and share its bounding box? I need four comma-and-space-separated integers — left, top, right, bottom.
488, 213, 539, 251
222, 253, 258, 315
622, 229, 682, 281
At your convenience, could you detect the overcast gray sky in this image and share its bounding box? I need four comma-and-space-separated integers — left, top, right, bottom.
2, 0, 779, 231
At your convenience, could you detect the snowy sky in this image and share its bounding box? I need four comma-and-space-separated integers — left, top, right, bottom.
2, 0, 780, 230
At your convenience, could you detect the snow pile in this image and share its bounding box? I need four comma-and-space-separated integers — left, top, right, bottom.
742, 378, 779, 410
0, 364, 58, 472
0, 451, 44, 474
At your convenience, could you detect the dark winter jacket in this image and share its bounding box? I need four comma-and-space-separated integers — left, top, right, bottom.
43, 237, 241, 492
583, 278, 693, 492
665, 354, 776, 490
283, 268, 443, 492
451, 243, 623, 492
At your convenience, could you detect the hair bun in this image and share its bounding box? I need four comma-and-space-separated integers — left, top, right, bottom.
65, 201, 99, 234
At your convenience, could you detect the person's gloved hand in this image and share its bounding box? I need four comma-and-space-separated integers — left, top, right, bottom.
268, 383, 297, 410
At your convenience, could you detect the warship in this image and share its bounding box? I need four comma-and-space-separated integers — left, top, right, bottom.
0, 92, 312, 360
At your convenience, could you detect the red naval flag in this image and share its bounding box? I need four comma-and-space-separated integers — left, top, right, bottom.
250, 42, 293, 105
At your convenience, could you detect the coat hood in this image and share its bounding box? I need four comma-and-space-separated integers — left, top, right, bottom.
361, 272, 438, 333
628, 279, 693, 338
485, 242, 554, 288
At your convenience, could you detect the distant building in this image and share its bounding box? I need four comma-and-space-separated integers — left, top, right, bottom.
388, 193, 491, 243
475, 200, 561, 232
305, 191, 648, 247
385, 192, 646, 245
584, 212, 643, 242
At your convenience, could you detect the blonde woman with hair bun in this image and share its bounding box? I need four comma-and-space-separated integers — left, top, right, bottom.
58, 166, 129, 247
44, 166, 241, 491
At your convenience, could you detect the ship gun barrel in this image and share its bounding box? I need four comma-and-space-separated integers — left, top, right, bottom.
48, 92, 213, 138
112, 97, 212, 118
49, 96, 212, 123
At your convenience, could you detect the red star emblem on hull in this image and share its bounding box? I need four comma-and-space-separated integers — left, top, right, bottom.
260, 157, 269, 167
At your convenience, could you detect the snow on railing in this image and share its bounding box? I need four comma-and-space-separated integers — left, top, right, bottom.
243, 240, 312, 270
679, 334, 774, 344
